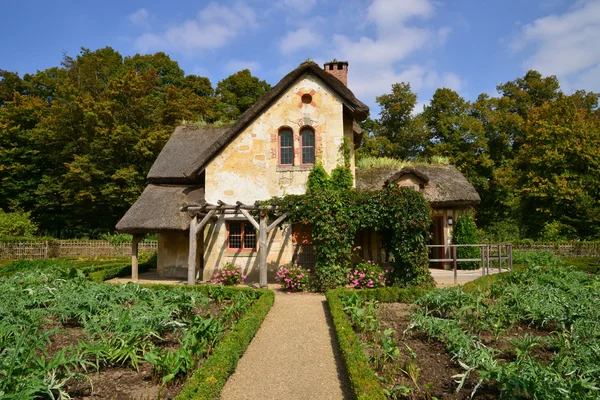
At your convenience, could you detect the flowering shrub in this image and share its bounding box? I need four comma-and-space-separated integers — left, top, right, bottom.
210, 262, 246, 286
275, 263, 310, 292
348, 261, 387, 289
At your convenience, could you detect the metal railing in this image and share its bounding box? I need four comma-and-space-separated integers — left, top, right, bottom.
427, 244, 513, 284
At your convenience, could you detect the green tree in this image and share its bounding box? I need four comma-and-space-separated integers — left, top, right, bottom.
216, 69, 271, 119
357, 82, 427, 160
451, 214, 479, 270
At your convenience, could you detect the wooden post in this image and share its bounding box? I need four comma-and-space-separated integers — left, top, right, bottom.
131, 235, 143, 282
452, 246, 457, 285
508, 244, 513, 270
497, 244, 502, 273
259, 211, 268, 288
480, 245, 485, 276
188, 216, 198, 285
44, 240, 49, 259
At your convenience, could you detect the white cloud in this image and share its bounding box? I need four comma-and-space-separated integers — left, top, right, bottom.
279, 28, 322, 55
134, 2, 257, 55
323, 0, 462, 110
225, 60, 260, 73
348, 65, 464, 101
281, 0, 317, 13
512, 0, 600, 90
129, 8, 150, 26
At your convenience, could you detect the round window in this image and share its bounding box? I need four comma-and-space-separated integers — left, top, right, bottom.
301, 93, 313, 104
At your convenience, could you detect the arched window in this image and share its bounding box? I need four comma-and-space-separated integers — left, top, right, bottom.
279, 128, 293, 165
301, 127, 315, 165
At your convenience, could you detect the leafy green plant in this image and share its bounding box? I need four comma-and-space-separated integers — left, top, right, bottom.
451, 214, 480, 270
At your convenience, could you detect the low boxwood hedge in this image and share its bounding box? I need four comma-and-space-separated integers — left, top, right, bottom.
326, 287, 430, 400
175, 287, 274, 400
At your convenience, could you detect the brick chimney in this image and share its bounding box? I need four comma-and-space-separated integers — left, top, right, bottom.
323, 60, 348, 86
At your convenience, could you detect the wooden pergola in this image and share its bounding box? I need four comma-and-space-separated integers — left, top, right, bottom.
130, 201, 288, 288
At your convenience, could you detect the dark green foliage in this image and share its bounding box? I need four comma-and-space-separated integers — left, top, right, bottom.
306, 163, 330, 192
0, 209, 38, 238
330, 166, 354, 191
0, 47, 268, 238
176, 289, 274, 400
274, 184, 433, 289
361, 71, 600, 241
452, 214, 480, 270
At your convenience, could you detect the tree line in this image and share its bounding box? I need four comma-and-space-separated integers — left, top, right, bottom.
1, 47, 599, 240
0, 47, 270, 237
359, 73, 600, 241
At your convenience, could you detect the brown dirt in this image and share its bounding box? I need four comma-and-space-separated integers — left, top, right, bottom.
376, 304, 558, 399
376, 303, 498, 399
67, 362, 183, 400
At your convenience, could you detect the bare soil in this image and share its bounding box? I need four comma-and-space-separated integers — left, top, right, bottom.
376, 303, 556, 399
375, 303, 498, 399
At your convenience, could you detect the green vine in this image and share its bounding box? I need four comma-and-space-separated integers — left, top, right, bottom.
269, 168, 434, 290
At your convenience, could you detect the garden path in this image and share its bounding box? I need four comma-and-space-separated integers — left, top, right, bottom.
221, 289, 352, 400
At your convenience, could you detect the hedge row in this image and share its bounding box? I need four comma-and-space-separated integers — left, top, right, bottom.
326, 287, 430, 400
176, 288, 274, 400
87, 260, 155, 282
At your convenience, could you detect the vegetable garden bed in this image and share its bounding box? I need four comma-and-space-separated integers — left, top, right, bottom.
0, 264, 273, 399
329, 261, 600, 399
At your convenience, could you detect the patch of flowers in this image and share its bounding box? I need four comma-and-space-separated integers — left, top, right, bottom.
348, 261, 387, 289
210, 262, 246, 286
275, 263, 310, 292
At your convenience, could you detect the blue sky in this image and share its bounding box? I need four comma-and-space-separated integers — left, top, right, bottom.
3, 0, 600, 115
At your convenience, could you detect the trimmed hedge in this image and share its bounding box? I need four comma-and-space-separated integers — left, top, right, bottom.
176, 287, 274, 400
326, 287, 430, 400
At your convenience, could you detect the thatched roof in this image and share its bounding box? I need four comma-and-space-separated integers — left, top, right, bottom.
356, 164, 480, 207
115, 185, 205, 233
148, 125, 230, 183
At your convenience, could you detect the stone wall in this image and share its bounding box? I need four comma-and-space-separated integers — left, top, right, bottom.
205, 73, 351, 204
201, 214, 294, 282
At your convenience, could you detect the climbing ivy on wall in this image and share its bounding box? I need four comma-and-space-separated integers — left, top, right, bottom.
270, 167, 434, 290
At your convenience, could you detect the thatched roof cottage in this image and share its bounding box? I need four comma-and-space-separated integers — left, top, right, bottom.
117, 61, 368, 285
116, 61, 479, 285
354, 165, 480, 266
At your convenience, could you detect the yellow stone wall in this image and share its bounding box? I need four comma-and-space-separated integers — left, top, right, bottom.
201, 215, 293, 282
195, 72, 355, 281
205, 73, 352, 204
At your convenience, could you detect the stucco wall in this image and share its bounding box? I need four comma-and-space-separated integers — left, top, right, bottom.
205, 73, 351, 204
201, 214, 294, 282
157, 232, 201, 278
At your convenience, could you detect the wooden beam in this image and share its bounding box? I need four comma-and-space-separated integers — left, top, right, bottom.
131, 234, 144, 282
183, 205, 279, 212
196, 209, 216, 234
259, 212, 268, 288
188, 216, 198, 285
239, 209, 260, 231
267, 212, 289, 233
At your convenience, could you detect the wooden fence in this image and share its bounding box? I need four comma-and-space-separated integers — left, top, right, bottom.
0, 240, 157, 260
512, 242, 600, 258
427, 244, 513, 284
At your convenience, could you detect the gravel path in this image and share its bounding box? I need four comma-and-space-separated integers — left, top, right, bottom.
221, 290, 352, 400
